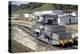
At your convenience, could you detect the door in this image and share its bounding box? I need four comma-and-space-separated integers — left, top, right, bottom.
69, 18, 71, 24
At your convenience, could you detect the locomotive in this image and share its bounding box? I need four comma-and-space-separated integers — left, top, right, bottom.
33, 14, 74, 46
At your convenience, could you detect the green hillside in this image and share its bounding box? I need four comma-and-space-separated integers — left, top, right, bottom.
11, 2, 78, 15
34, 4, 55, 11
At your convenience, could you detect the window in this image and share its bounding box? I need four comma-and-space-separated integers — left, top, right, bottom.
44, 35, 48, 39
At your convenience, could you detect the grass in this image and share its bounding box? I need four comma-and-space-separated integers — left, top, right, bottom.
34, 4, 54, 11
11, 3, 55, 15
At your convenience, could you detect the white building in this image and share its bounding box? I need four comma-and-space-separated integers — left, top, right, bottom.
24, 13, 33, 18
58, 15, 78, 25
34, 10, 53, 16
52, 10, 64, 15
24, 13, 37, 20
24, 10, 78, 24
34, 10, 64, 16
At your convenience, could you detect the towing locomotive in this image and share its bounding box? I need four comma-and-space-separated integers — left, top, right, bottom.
33, 14, 74, 46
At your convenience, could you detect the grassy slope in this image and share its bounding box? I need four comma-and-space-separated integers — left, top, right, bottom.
12, 4, 55, 15
34, 4, 54, 11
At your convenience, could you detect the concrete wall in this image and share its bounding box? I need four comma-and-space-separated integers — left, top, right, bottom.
11, 26, 62, 52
